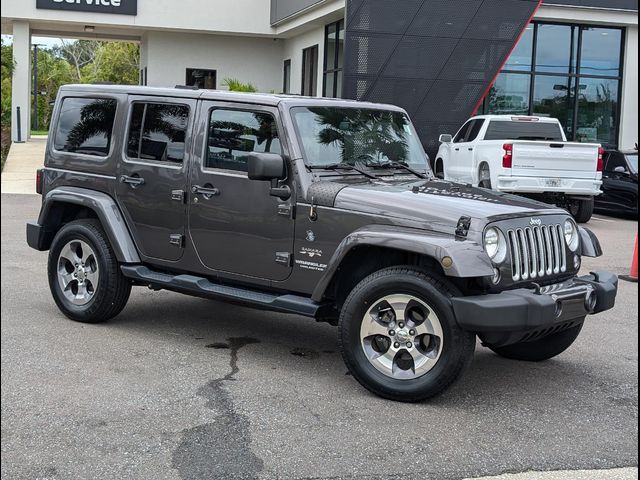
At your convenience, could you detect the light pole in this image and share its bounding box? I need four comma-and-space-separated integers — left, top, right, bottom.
32, 43, 44, 132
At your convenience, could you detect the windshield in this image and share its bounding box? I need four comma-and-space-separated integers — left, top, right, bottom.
291, 106, 429, 170
626, 154, 638, 173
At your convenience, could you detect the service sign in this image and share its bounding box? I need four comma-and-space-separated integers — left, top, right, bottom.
36, 0, 137, 16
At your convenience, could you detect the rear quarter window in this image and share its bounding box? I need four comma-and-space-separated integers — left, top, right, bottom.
54, 97, 117, 157
484, 121, 563, 141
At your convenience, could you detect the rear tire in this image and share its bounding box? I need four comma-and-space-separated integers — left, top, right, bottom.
568, 198, 594, 223
338, 267, 475, 402
488, 323, 584, 362
434, 159, 445, 179
478, 164, 492, 189
48, 219, 131, 323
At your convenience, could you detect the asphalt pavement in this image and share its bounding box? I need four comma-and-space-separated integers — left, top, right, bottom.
1, 193, 638, 480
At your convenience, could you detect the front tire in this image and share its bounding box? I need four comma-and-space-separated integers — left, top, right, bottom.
48, 219, 131, 323
568, 198, 594, 223
338, 267, 475, 402
488, 322, 584, 362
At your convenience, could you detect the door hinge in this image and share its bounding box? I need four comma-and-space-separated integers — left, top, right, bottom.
169, 234, 185, 247
277, 203, 295, 219
171, 189, 186, 203
275, 252, 292, 266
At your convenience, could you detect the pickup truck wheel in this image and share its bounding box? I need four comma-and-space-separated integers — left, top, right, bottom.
338, 267, 475, 402
48, 219, 131, 323
478, 164, 492, 189
568, 198, 594, 223
488, 322, 584, 362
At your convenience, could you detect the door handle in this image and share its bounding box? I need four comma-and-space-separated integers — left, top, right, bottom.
120, 175, 145, 187
191, 185, 220, 199
454, 148, 460, 151
468, 148, 474, 151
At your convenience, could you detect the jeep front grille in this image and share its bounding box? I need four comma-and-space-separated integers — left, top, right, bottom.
507, 225, 566, 281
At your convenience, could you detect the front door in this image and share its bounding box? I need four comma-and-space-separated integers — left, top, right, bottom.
116, 97, 196, 262
188, 102, 295, 281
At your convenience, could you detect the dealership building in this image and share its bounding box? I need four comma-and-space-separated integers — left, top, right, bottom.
2, 0, 638, 155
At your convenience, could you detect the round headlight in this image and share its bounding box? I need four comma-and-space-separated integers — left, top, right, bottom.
484, 227, 508, 264
564, 219, 580, 252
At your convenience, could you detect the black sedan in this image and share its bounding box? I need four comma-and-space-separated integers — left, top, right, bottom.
595, 148, 638, 216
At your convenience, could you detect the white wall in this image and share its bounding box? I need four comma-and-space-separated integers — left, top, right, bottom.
282, 26, 325, 96
2, 0, 274, 36
144, 31, 284, 93
10, 21, 30, 142
620, 25, 638, 149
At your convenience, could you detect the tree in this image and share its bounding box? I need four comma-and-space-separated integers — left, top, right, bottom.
1, 38, 14, 127
56, 39, 101, 82
81, 42, 140, 85
223, 78, 258, 93
34, 47, 74, 129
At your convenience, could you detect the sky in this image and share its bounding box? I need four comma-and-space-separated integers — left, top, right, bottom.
2, 35, 64, 49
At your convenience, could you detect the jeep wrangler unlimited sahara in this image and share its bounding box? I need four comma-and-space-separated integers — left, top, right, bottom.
27, 85, 618, 402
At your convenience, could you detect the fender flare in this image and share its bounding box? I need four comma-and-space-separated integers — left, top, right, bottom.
578, 226, 603, 258
311, 225, 494, 302
38, 186, 141, 263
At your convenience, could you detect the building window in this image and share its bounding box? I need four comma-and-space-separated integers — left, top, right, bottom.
54, 97, 117, 157
483, 22, 624, 147
323, 20, 345, 98
126, 102, 190, 164
283, 59, 291, 94
186, 68, 217, 89
302, 45, 319, 96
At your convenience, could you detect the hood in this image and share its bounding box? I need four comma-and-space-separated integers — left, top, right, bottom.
333, 179, 566, 233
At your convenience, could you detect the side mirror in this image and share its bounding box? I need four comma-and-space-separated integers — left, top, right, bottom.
247, 152, 290, 200
439, 134, 453, 144
248, 153, 286, 181
614, 166, 628, 174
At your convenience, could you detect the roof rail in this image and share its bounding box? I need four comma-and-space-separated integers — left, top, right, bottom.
175, 85, 199, 90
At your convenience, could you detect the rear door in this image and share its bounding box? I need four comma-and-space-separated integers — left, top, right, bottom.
116, 97, 196, 262
600, 152, 638, 210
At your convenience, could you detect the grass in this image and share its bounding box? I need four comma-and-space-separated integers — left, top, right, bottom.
31, 130, 49, 136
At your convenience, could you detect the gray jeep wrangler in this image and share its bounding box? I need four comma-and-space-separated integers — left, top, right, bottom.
27, 85, 618, 402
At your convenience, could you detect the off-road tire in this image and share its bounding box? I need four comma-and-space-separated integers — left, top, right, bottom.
488, 322, 584, 362
569, 198, 594, 223
48, 219, 131, 323
338, 267, 476, 402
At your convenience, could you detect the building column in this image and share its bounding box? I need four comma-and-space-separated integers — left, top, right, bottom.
11, 21, 31, 143
619, 25, 638, 150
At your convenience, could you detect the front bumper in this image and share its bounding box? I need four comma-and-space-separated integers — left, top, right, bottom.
451, 271, 618, 347
497, 175, 602, 195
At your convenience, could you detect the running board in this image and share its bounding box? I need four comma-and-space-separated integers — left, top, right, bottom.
121, 265, 323, 318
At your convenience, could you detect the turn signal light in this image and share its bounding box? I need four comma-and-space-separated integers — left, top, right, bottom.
503, 144, 513, 168
597, 147, 605, 172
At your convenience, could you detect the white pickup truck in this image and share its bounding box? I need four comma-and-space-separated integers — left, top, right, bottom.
434, 115, 604, 223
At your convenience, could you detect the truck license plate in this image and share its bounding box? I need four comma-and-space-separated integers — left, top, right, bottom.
545, 178, 562, 187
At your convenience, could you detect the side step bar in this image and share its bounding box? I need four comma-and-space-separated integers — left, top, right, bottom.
121, 265, 323, 318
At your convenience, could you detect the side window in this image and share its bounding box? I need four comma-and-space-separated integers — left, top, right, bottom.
467, 119, 484, 142
205, 109, 281, 172
126, 102, 190, 164
453, 120, 472, 143
54, 97, 117, 157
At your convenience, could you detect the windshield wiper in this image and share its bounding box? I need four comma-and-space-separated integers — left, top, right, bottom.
309, 162, 377, 179
367, 161, 428, 179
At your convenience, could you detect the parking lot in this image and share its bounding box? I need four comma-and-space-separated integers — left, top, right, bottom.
1, 193, 637, 479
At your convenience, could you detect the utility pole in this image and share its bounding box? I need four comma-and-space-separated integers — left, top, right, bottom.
32, 43, 44, 132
